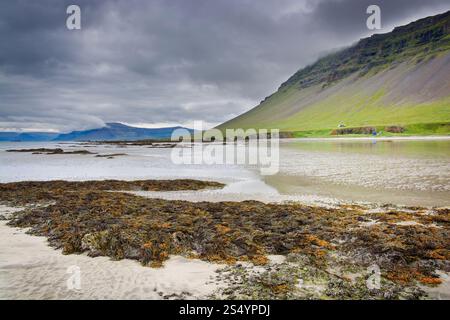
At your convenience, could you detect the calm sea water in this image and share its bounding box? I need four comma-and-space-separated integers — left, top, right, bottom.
0, 138, 449, 206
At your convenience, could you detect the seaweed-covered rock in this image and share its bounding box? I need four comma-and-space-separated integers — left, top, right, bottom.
81, 231, 111, 257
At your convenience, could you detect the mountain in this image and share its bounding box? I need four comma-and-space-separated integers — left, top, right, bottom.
52, 122, 191, 141
0, 123, 192, 142
0, 132, 59, 142
218, 11, 450, 136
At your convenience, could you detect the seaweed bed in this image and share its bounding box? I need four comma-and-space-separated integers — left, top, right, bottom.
1, 180, 449, 299
6, 148, 95, 155
94, 153, 127, 159
6, 148, 129, 159
83, 141, 178, 147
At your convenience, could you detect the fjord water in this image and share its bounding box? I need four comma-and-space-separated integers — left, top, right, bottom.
0, 138, 449, 207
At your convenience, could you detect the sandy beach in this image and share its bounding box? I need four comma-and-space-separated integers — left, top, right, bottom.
2, 202, 449, 300
0, 206, 223, 300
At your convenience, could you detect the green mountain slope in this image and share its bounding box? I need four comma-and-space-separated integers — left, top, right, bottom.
218, 11, 450, 136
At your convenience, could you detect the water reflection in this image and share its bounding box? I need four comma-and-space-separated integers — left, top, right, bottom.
264, 138, 450, 206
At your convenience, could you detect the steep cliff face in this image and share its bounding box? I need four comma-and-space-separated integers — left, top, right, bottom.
218, 11, 450, 134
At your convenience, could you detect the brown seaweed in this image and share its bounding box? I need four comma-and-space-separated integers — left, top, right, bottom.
7, 148, 95, 155
1, 180, 448, 294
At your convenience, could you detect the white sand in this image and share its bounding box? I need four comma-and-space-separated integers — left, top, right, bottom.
0, 207, 223, 300
420, 270, 450, 300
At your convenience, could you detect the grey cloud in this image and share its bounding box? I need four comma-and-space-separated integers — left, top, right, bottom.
0, 0, 449, 132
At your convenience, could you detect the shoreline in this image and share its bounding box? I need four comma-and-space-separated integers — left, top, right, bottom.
2, 134, 449, 145
1, 179, 449, 299
1, 199, 449, 299
0, 205, 224, 300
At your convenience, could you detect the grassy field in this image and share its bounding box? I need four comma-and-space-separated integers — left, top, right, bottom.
288, 122, 450, 138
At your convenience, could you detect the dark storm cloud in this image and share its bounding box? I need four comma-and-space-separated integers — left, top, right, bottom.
311, 0, 450, 37
0, 0, 449, 131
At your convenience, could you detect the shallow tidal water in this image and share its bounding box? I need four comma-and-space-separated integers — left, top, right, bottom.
267, 137, 450, 207
0, 137, 449, 207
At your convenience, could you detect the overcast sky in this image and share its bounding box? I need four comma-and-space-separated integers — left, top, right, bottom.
1, 0, 449, 132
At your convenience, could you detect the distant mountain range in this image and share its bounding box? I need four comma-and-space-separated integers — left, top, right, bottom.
218, 11, 450, 136
0, 123, 192, 142
0, 132, 59, 142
